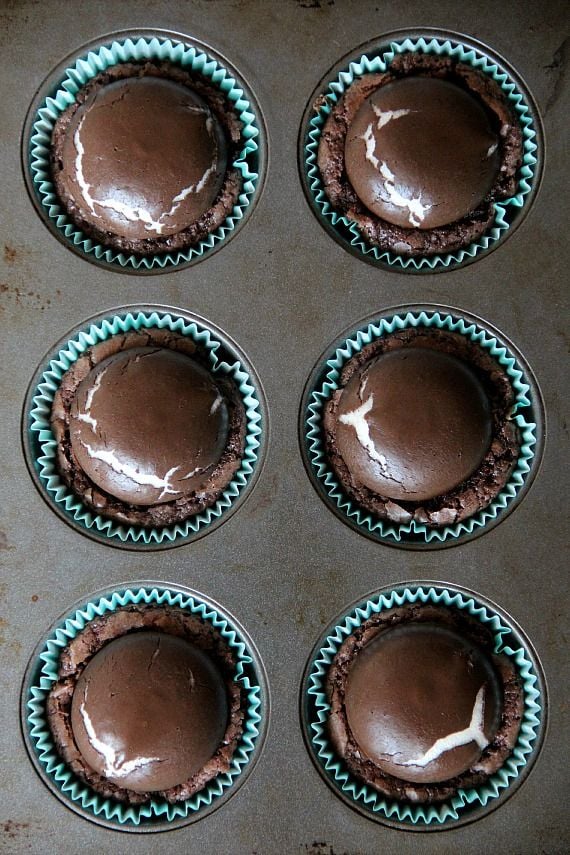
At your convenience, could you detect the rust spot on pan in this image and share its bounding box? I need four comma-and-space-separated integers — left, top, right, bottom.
303, 844, 352, 855
2, 820, 30, 839
0, 531, 11, 550
0, 283, 54, 312
3, 244, 17, 264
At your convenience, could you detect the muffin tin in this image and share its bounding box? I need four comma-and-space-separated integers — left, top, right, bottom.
2, 2, 567, 853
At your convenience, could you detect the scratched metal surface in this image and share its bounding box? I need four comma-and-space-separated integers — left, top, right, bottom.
0, 1, 568, 853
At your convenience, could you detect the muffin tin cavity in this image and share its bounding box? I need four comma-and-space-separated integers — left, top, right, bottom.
299, 29, 543, 273
300, 581, 547, 830
23, 305, 268, 549
299, 304, 544, 549
23, 29, 267, 273
21, 582, 269, 832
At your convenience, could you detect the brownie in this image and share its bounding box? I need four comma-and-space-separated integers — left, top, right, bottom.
50, 328, 246, 527
47, 605, 244, 804
50, 61, 243, 255
317, 53, 523, 256
323, 326, 520, 527
327, 604, 524, 803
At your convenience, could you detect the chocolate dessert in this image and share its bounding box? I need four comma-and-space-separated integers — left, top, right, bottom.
47, 605, 244, 803
317, 53, 522, 256
323, 326, 520, 527
50, 61, 243, 255
51, 328, 246, 527
71, 633, 228, 793
327, 604, 523, 803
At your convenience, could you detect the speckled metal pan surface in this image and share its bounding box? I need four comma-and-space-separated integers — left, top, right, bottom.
1, 1, 568, 853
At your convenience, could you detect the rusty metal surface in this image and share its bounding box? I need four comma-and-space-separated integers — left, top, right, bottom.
0, 1, 568, 853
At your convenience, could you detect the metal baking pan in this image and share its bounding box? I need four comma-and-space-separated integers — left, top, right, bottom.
1, 1, 568, 852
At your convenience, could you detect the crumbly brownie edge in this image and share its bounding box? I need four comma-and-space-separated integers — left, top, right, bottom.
326, 604, 524, 804
50, 328, 247, 527
47, 605, 245, 804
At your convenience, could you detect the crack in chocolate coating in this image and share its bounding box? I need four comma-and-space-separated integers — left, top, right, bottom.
326, 605, 524, 803
317, 54, 523, 256
335, 348, 492, 501
69, 347, 229, 506
323, 327, 520, 527
50, 329, 246, 527
50, 61, 243, 256
47, 606, 244, 804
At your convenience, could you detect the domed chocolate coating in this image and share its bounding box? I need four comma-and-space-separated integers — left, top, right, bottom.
345, 77, 500, 229
71, 632, 228, 793
345, 624, 502, 784
335, 348, 492, 501
69, 347, 229, 505
60, 76, 228, 239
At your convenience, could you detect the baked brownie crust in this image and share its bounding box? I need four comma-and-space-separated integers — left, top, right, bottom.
51, 329, 246, 527
323, 327, 520, 527
317, 53, 522, 256
47, 606, 244, 804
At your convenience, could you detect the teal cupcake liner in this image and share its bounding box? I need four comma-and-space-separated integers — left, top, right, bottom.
304, 583, 545, 828
24, 584, 266, 829
27, 32, 263, 270
26, 307, 264, 547
303, 31, 540, 272
304, 307, 539, 546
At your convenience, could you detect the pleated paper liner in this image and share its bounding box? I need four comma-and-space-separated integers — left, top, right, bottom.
22, 582, 269, 832
24, 306, 267, 549
301, 581, 547, 831
300, 29, 543, 273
